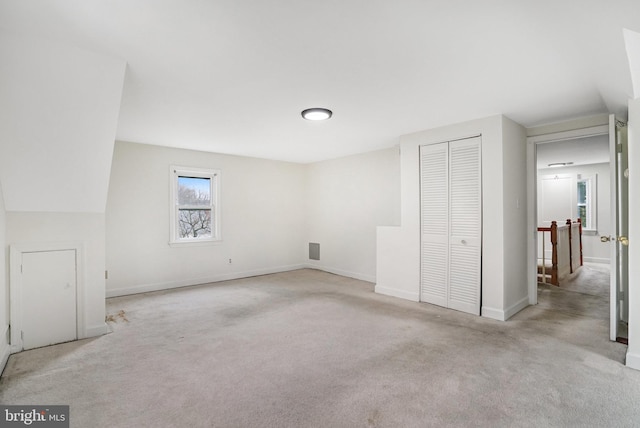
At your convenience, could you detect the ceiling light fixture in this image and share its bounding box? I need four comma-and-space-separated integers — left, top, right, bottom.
301, 108, 332, 121
548, 162, 573, 167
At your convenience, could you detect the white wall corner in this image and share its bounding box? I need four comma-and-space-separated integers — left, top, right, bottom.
0, 337, 10, 375
481, 306, 507, 321
503, 296, 530, 320
626, 352, 640, 371
85, 323, 109, 338
374, 285, 420, 302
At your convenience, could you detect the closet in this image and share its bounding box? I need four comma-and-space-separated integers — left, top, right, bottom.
420, 136, 482, 315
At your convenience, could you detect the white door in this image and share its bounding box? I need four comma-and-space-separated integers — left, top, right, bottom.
420, 142, 449, 308
606, 115, 629, 341
420, 137, 481, 315
21, 250, 77, 350
448, 137, 482, 314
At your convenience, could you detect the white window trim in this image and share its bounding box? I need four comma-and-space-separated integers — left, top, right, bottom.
169, 165, 221, 246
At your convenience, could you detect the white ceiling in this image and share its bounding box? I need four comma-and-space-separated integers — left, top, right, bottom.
1, 1, 640, 164
536, 134, 610, 169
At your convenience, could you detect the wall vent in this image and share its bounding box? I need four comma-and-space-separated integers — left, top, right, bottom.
309, 243, 320, 260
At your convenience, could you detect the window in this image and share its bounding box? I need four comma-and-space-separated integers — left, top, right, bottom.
170, 166, 220, 244
576, 174, 596, 231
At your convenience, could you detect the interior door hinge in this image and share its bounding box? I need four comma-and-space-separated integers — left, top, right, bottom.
617, 143, 623, 153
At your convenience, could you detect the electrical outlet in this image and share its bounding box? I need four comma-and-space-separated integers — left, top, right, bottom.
228, 258, 232, 264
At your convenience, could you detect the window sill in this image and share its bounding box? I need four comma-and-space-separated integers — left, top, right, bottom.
169, 239, 222, 248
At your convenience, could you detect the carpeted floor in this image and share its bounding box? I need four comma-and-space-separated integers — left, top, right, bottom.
1, 268, 639, 427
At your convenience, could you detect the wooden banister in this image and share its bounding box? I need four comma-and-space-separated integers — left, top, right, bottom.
577, 218, 583, 266
567, 219, 574, 273
537, 221, 558, 285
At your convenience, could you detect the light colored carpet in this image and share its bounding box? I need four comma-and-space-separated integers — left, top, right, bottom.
2, 268, 640, 427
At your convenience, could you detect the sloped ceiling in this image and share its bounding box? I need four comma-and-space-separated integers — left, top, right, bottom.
0, 1, 639, 212
0, 34, 126, 212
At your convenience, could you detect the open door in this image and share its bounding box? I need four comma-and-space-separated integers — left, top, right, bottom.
604, 114, 629, 341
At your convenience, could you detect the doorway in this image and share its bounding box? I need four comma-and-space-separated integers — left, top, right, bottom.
527, 116, 628, 341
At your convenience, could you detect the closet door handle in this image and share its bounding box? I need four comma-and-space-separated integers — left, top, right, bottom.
461, 239, 467, 245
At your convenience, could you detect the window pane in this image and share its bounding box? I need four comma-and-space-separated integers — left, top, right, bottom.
577, 181, 587, 205
178, 176, 211, 206
178, 209, 212, 238
578, 205, 587, 226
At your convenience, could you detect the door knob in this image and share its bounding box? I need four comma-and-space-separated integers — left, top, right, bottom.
618, 236, 629, 246
601, 235, 629, 246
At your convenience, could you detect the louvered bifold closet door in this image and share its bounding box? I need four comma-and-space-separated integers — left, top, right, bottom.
420, 142, 449, 308
448, 137, 481, 315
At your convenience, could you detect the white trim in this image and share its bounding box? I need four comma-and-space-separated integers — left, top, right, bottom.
584, 257, 610, 264
304, 263, 375, 283
527, 125, 609, 145
0, 327, 10, 375
9, 242, 86, 353
374, 286, 420, 302
526, 125, 610, 308
626, 352, 640, 371
503, 296, 530, 320
169, 165, 221, 245
106, 264, 305, 297
481, 306, 506, 321
85, 323, 109, 338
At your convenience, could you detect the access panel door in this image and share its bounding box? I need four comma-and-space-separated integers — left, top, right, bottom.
21, 250, 77, 350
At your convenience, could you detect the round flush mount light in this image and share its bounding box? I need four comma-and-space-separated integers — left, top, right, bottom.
301, 108, 332, 121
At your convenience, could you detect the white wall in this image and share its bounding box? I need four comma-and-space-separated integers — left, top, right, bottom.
501, 118, 529, 314
305, 148, 401, 282
6, 212, 107, 338
106, 141, 306, 296
627, 98, 640, 370
537, 162, 611, 263
0, 34, 125, 213
0, 180, 9, 372
377, 115, 528, 320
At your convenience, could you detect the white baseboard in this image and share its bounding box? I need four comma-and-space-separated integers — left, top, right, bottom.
583, 257, 609, 264
106, 264, 306, 298
304, 263, 375, 283
0, 340, 10, 376
481, 306, 506, 321
503, 296, 530, 320
374, 285, 420, 302
626, 352, 640, 371
85, 323, 109, 338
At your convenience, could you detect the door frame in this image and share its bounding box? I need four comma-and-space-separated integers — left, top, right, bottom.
526, 121, 621, 336
9, 242, 86, 353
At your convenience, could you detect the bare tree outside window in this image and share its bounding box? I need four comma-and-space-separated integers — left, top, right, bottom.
177, 176, 213, 239
178, 209, 212, 238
